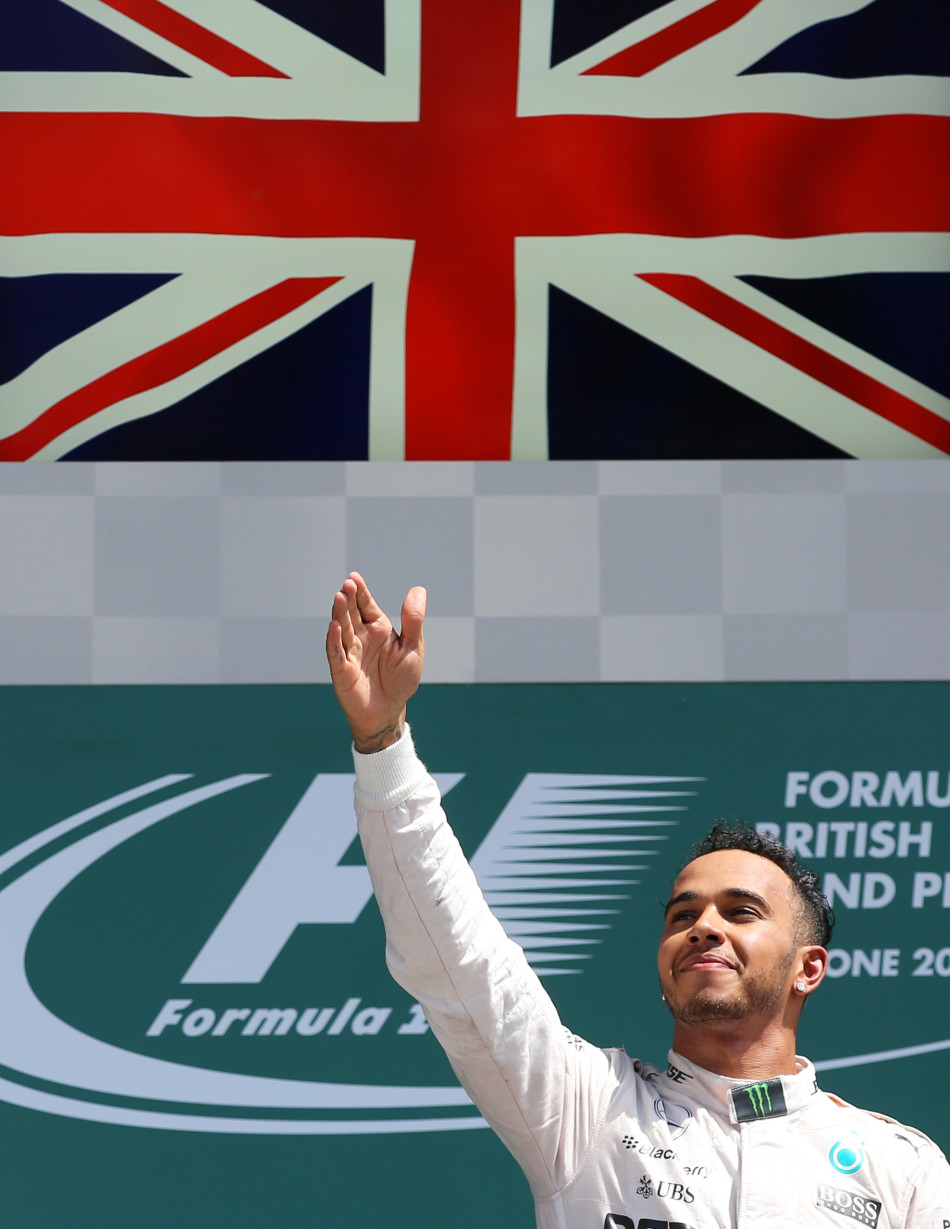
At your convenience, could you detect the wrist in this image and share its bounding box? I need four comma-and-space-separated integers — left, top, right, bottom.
351, 713, 406, 755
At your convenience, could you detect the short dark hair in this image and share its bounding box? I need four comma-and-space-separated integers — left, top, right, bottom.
683, 820, 834, 947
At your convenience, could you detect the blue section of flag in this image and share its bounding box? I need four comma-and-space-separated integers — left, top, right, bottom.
63, 285, 373, 460
255, 0, 385, 73
0, 0, 186, 74
546, 286, 848, 460
0, 274, 178, 385
550, 0, 662, 67
743, 0, 950, 78
740, 273, 950, 400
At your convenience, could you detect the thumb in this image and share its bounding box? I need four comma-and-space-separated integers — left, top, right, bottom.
399, 586, 427, 650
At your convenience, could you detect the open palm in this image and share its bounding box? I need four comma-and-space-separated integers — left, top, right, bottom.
326, 572, 426, 752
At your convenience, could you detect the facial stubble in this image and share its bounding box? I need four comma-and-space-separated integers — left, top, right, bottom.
660, 947, 796, 1027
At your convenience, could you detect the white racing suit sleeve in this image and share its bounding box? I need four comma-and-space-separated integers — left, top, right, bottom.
353, 727, 615, 1200
903, 1143, 950, 1228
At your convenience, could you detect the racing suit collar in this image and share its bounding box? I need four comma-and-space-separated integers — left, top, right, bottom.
666, 1050, 818, 1124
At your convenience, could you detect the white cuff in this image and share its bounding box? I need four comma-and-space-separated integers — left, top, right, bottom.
352, 724, 431, 810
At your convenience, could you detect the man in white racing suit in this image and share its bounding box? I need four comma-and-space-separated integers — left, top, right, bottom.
326, 573, 950, 1229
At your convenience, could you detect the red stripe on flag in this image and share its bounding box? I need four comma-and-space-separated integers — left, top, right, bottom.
0, 277, 340, 461
639, 272, 950, 454
99, 0, 289, 77
584, 0, 763, 78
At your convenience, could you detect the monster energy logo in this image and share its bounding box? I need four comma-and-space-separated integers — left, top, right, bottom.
731, 1077, 788, 1122
746, 1083, 772, 1116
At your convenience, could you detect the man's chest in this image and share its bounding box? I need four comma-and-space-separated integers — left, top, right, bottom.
545, 1081, 902, 1229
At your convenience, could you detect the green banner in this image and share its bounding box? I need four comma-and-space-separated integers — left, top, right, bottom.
0, 683, 946, 1226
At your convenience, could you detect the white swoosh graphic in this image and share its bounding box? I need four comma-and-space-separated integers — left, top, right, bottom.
1, 777, 935, 1133
0, 774, 192, 876
815, 1038, 950, 1071
0, 777, 475, 1131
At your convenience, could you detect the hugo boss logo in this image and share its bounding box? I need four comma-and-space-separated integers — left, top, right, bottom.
816, 1185, 882, 1227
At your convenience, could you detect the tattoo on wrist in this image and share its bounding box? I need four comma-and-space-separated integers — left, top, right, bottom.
352, 717, 404, 755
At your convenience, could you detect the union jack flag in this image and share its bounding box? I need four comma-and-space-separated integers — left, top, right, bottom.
1, 0, 948, 460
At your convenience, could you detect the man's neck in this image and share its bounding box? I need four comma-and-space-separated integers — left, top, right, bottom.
671, 1019, 800, 1080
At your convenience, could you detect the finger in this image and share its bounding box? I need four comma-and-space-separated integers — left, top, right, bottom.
341, 575, 363, 632
332, 588, 356, 647
399, 586, 427, 650
352, 572, 385, 627
325, 619, 346, 676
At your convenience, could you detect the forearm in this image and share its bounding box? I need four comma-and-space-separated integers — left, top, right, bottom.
354, 727, 527, 1034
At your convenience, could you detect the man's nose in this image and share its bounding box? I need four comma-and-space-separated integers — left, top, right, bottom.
688, 908, 725, 944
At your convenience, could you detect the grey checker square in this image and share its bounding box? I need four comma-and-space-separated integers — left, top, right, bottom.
847, 494, 950, 612
721, 493, 847, 615
220, 617, 322, 683
222, 462, 345, 496
475, 616, 600, 682
418, 617, 476, 683
474, 495, 600, 617
346, 462, 474, 497
0, 495, 95, 615
474, 461, 598, 495
598, 461, 721, 496
94, 462, 221, 497
848, 612, 950, 679
721, 460, 846, 494
600, 615, 724, 681
844, 460, 950, 494
0, 617, 93, 684
724, 614, 849, 681
219, 496, 346, 617
600, 495, 722, 615
93, 496, 220, 616
0, 463, 95, 495
345, 496, 474, 617
92, 617, 219, 683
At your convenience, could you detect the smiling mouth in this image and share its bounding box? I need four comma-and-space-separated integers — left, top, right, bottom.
680, 956, 736, 972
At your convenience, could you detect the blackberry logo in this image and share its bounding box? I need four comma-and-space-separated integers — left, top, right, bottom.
621, 1133, 676, 1160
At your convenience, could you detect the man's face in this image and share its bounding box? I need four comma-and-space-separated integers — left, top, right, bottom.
657, 848, 802, 1029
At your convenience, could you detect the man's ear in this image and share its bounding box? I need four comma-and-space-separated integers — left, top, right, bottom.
796, 946, 828, 998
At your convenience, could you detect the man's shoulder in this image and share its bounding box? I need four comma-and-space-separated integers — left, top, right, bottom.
817, 1088, 948, 1165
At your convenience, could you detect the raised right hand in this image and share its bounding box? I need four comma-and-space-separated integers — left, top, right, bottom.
325, 572, 426, 753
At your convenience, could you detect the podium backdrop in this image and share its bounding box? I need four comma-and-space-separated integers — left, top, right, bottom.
0, 680, 946, 1226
